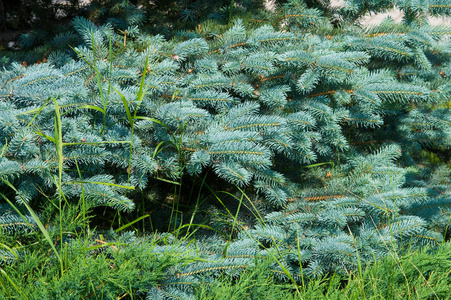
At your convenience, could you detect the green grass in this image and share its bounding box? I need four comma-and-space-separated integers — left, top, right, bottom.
1, 232, 450, 299
196, 242, 451, 300
0, 232, 202, 299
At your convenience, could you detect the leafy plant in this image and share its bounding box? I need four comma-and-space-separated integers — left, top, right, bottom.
0, 0, 450, 299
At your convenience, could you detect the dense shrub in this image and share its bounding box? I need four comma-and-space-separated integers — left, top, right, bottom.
0, 0, 450, 298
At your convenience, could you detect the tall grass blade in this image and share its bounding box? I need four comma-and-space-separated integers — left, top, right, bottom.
0, 182, 62, 273
0, 268, 28, 300
115, 214, 150, 233
52, 97, 66, 275
71, 46, 134, 127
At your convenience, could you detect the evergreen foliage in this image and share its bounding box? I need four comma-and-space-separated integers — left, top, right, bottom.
0, 0, 451, 298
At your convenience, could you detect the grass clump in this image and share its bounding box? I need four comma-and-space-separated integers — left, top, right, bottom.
0, 232, 202, 299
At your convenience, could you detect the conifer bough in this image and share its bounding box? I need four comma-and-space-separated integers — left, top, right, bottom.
0, 1, 451, 297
